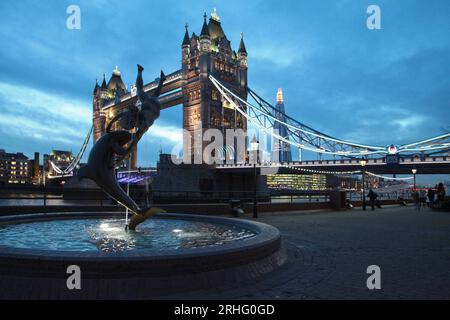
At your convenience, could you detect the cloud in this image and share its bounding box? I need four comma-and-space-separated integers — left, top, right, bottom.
394, 115, 427, 130
0, 81, 91, 124
145, 123, 183, 143
0, 81, 91, 151
251, 44, 306, 68
0, 114, 81, 145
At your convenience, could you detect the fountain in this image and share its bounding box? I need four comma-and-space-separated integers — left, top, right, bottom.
0, 65, 286, 299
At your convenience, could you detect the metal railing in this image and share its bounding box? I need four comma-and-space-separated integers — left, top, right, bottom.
0, 188, 333, 207
0, 186, 110, 207
0, 195, 112, 207
0, 187, 411, 208
347, 190, 413, 202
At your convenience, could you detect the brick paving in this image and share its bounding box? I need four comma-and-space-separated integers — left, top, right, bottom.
167, 205, 450, 299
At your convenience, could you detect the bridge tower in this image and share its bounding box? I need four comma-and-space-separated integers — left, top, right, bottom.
92, 67, 138, 168
181, 9, 248, 164
92, 75, 107, 144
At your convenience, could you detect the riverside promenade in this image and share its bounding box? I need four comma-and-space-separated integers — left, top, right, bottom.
168, 205, 450, 299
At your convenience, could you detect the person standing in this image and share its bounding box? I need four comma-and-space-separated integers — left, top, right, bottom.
420, 189, 427, 208
437, 183, 446, 203
436, 182, 445, 207
367, 189, 377, 211
427, 188, 435, 208
413, 189, 421, 211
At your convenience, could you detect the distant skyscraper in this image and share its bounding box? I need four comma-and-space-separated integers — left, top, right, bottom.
271, 88, 292, 162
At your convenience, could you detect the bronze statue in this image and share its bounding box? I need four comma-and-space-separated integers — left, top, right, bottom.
78, 64, 166, 230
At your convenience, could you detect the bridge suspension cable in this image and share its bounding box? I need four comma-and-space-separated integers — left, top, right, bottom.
285, 165, 413, 180
49, 125, 93, 175
365, 171, 413, 181
283, 165, 414, 182
210, 75, 383, 157
209, 75, 450, 157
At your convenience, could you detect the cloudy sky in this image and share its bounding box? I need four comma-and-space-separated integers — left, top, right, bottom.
0, 0, 449, 183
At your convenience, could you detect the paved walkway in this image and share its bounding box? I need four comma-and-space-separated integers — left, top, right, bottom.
168, 205, 450, 299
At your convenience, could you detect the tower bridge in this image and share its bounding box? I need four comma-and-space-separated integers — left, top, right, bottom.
93, 9, 248, 169
77, 9, 450, 186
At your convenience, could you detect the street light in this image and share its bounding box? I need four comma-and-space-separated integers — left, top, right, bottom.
250, 136, 259, 218
360, 159, 367, 210
412, 168, 417, 190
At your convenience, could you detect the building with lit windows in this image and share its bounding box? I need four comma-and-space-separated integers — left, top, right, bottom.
266, 174, 327, 190
0, 149, 31, 185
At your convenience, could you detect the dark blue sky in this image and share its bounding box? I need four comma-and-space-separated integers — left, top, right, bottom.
0, 0, 449, 183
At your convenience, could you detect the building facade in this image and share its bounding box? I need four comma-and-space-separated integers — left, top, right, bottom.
0, 149, 31, 185
266, 174, 326, 191
28, 152, 41, 185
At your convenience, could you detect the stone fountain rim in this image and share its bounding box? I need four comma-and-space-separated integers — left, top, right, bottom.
0, 212, 281, 261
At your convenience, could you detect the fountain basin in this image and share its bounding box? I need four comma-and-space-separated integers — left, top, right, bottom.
0, 212, 286, 299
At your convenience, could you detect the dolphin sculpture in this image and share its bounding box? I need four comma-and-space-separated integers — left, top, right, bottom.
77, 64, 167, 230
136, 64, 166, 129
77, 130, 142, 214
77, 130, 165, 230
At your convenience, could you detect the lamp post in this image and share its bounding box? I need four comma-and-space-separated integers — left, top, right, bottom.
360, 159, 367, 210
250, 136, 259, 219
412, 168, 417, 190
